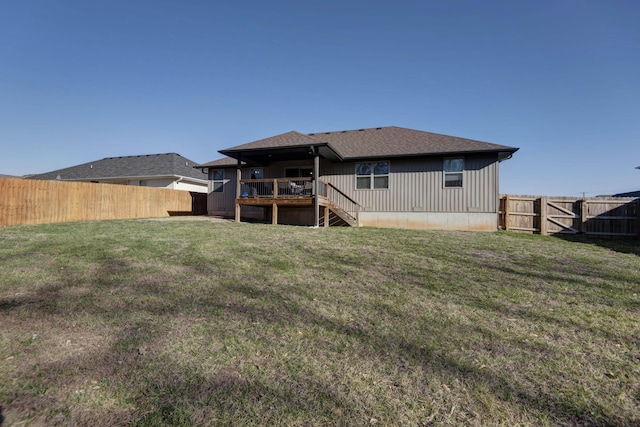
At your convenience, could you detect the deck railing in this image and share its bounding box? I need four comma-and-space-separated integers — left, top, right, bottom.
239, 177, 313, 199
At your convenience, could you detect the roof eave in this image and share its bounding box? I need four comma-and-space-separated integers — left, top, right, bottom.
342, 147, 519, 162
60, 175, 208, 184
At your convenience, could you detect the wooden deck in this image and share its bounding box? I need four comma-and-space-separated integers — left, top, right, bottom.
233, 177, 360, 227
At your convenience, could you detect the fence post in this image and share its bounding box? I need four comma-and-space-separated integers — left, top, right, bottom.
539, 197, 547, 235
503, 195, 510, 231
580, 198, 588, 234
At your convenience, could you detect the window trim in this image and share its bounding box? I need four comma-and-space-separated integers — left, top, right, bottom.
355, 161, 390, 190
443, 157, 464, 188
211, 169, 224, 193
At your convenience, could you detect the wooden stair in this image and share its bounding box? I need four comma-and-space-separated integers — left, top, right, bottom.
318, 197, 358, 227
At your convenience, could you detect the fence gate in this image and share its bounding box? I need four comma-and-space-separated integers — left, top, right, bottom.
540, 197, 580, 235
500, 195, 640, 238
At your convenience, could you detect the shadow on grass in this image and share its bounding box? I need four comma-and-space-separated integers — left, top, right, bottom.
1, 232, 638, 426
556, 234, 640, 257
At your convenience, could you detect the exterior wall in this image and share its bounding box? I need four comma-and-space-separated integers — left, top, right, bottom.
205, 154, 502, 230
319, 154, 500, 214
207, 168, 237, 216
140, 178, 176, 189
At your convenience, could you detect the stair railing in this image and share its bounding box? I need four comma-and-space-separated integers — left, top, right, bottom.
318, 179, 361, 226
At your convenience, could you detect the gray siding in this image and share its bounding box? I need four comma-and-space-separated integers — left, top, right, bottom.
206, 154, 500, 217
207, 168, 236, 216
319, 154, 499, 213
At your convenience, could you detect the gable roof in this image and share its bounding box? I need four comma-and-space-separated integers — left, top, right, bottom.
205, 126, 518, 167
31, 153, 208, 182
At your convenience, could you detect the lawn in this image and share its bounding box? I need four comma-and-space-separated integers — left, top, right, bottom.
0, 219, 639, 426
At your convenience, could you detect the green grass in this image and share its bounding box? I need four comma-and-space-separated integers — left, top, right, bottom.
0, 219, 639, 426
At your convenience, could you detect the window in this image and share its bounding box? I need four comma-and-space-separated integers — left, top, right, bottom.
212, 169, 224, 192
285, 167, 312, 178
444, 158, 463, 188
139, 180, 147, 187
356, 161, 389, 189
250, 168, 263, 180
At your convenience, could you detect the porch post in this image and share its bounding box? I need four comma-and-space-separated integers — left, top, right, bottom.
272, 203, 278, 225
235, 158, 242, 223
313, 147, 320, 228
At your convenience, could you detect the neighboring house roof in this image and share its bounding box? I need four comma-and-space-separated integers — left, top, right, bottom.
201, 126, 518, 167
0, 174, 20, 178
31, 153, 208, 182
613, 190, 640, 197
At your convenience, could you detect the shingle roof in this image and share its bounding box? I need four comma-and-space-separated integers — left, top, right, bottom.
221, 131, 321, 151
196, 157, 246, 168
209, 126, 518, 165
613, 190, 640, 197
31, 153, 208, 182
309, 126, 517, 159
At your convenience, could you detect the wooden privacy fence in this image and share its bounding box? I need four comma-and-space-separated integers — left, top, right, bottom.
500, 195, 640, 238
0, 178, 193, 227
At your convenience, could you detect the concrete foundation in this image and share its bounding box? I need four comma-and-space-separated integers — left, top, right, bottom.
359, 212, 498, 231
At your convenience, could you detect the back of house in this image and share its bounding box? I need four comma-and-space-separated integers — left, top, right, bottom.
196, 126, 518, 230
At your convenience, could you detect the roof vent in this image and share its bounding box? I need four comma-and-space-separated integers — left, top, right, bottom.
358, 129, 364, 132
325, 132, 330, 135
309, 133, 314, 135
376, 127, 382, 130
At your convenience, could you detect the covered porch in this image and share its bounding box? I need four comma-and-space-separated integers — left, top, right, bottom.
220, 137, 359, 227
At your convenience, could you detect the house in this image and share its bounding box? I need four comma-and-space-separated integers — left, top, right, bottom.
31, 153, 209, 193
195, 126, 519, 230
612, 165, 640, 198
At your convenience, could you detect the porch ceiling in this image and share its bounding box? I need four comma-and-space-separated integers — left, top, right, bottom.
220, 144, 342, 166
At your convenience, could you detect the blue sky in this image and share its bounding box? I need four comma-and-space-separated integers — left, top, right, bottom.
1, 0, 639, 196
